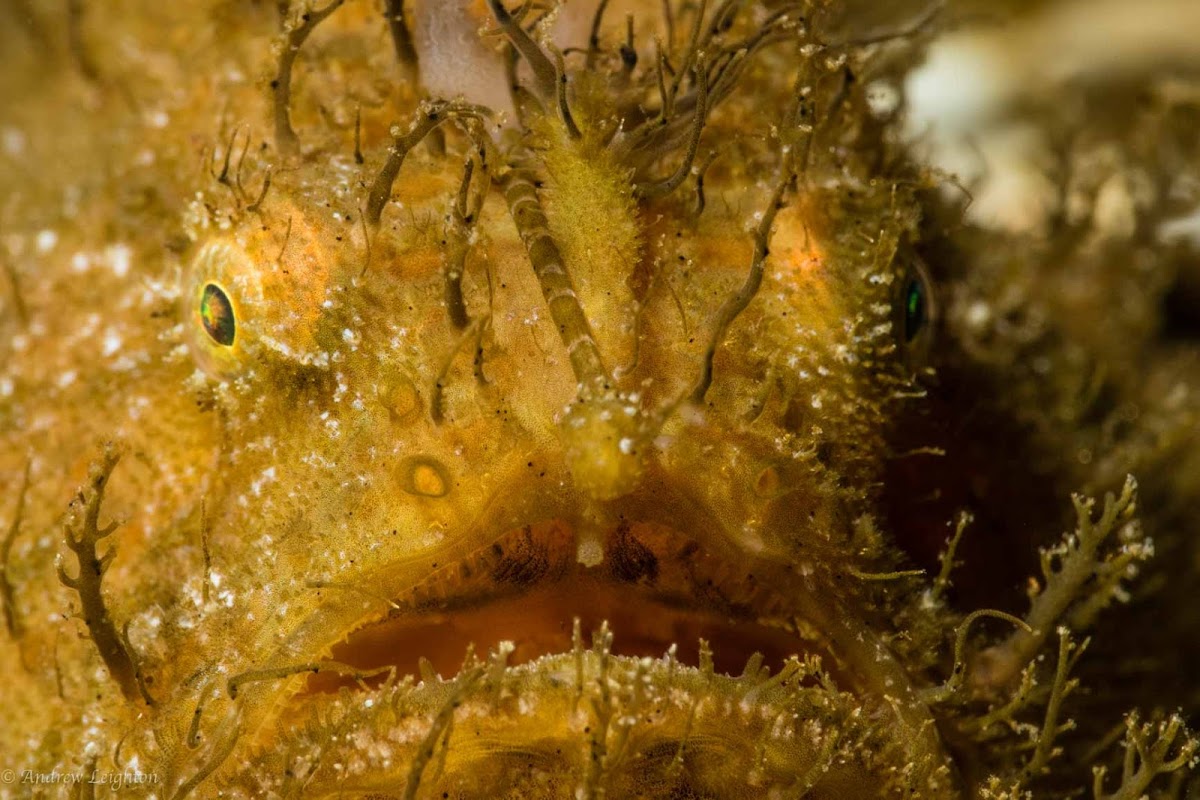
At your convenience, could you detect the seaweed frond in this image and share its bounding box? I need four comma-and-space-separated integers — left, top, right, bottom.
690, 166, 795, 403
970, 476, 1146, 695
929, 511, 972, 606
1091, 713, 1198, 800
443, 151, 488, 330
485, 0, 558, 102
1, 459, 30, 638
402, 663, 485, 800
926, 479, 1187, 794
57, 445, 154, 705
382, 0, 417, 76
365, 101, 491, 226
1017, 629, 1088, 784
273, 0, 346, 156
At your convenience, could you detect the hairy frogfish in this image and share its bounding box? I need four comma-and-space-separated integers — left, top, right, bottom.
2, 1, 1200, 797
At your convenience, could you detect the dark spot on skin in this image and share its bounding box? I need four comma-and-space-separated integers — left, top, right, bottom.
607, 522, 659, 584
490, 526, 550, 586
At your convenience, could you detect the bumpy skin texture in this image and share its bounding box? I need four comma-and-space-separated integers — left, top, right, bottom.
0, 1, 1198, 798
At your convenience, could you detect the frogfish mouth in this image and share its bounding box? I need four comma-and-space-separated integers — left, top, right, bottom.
0, 0, 994, 797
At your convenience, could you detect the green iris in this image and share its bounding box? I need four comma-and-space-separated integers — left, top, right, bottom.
903, 276, 926, 343
200, 283, 236, 347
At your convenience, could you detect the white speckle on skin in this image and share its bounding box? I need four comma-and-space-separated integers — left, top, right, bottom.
102, 329, 123, 357
108, 244, 132, 277
36, 230, 58, 253
965, 301, 991, 329
865, 80, 901, 117
2, 127, 26, 156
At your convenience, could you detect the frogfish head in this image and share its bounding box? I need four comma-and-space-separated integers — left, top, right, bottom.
0, 1, 991, 798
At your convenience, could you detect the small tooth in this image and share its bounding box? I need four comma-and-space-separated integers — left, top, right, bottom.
741, 651, 764, 679
418, 657, 440, 685
698, 639, 714, 676
459, 642, 478, 671
572, 617, 583, 654
572, 618, 585, 705
488, 640, 515, 705
591, 620, 613, 655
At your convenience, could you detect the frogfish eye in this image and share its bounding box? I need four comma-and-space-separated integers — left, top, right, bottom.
895, 254, 936, 369
902, 275, 927, 343
200, 283, 236, 347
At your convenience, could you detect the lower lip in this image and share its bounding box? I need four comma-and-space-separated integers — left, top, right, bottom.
307, 573, 813, 694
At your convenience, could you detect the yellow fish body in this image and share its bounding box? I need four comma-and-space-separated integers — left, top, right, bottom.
0, 1, 1197, 798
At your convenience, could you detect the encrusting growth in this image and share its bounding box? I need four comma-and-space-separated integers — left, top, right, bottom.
56, 445, 154, 706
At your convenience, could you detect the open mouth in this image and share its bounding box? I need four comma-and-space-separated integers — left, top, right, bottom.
230, 517, 954, 797
307, 520, 826, 693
